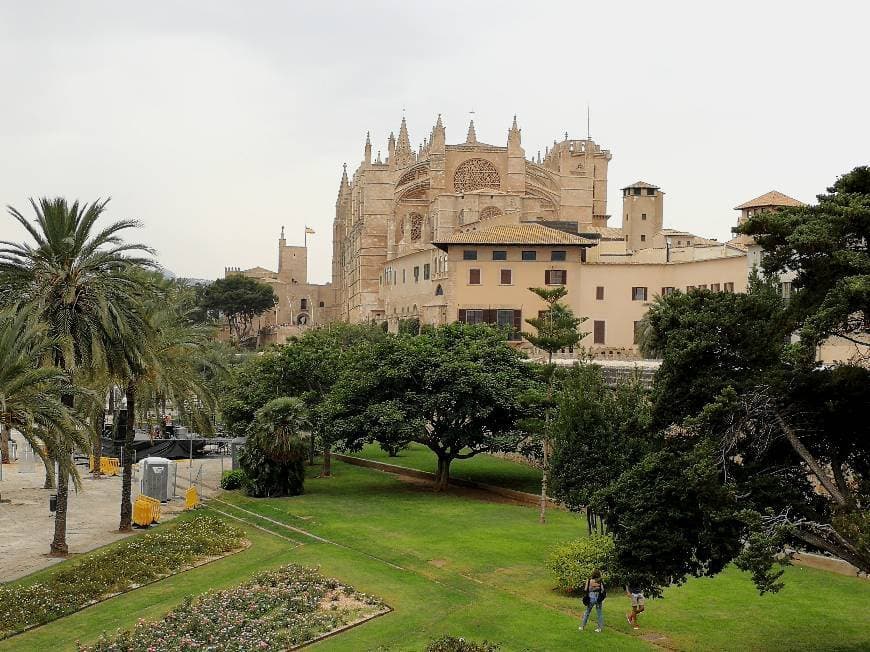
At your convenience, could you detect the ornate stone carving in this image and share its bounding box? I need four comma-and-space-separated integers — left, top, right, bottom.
409, 212, 423, 241
453, 158, 500, 193
479, 206, 503, 221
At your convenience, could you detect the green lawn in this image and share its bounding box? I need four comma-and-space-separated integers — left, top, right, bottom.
352, 442, 543, 494
4, 460, 869, 651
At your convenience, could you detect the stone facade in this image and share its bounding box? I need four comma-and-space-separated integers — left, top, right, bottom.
224, 227, 337, 347
330, 115, 752, 357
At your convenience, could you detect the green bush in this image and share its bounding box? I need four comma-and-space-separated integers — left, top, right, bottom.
240, 397, 308, 497
0, 514, 244, 639
546, 533, 617, 593
220, 468, 247, 490
426, 636, 500, 652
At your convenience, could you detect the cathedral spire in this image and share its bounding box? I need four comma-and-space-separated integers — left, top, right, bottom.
430, 113, 446, 151
508, 114, 521, 148
466, 119, 477, 144
364, 131, 372, 164
340, 162, 349, 187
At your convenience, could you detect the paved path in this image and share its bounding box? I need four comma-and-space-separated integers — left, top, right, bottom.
0, 433, 229, 582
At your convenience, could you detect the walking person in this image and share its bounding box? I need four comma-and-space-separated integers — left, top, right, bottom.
579, 569, 607, 632
625, 582, 645, 629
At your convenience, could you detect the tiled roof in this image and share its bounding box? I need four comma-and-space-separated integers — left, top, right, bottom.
434, 224, 595, 249
734, 190, 805, 210
621, 180, 659, 190
579, 225, 625, 239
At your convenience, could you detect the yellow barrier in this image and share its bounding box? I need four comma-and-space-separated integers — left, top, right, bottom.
132, 497, 152, 527
185, 486, 200, 510
89, 456, 121, 476
141, 495, 161, 523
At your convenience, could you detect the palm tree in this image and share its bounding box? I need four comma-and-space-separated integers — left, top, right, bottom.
0, 198, 152, 555
0, 307, 88, 495
117, 277, 221, 531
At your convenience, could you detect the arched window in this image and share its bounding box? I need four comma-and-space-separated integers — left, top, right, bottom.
453, 158, 500, 193
435, 284, 444, 296
319, 301, 325, 308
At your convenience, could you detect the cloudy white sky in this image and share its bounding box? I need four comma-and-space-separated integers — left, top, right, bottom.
1, 1, 867, 283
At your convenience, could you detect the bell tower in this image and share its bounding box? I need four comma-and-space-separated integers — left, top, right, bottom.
622, 181, 663, 251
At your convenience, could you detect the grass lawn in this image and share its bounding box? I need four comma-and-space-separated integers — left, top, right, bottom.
5, 460, 869, 651
352, 442, 543, 494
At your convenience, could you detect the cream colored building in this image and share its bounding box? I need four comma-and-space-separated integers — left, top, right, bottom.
331, 115, 748, 358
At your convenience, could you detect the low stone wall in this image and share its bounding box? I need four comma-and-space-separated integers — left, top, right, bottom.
332, 454, 562, 509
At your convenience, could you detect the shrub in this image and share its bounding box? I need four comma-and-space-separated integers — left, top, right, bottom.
546, 533, 617, 593
240, 397, 307, 497
426, 636, 500, 652
220, 468, 247, 490
0, 514, 244, 639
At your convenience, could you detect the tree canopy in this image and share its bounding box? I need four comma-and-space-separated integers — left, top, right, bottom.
200, 275, 277, 344
735, 166, 870, 353
321, 323, 538, 490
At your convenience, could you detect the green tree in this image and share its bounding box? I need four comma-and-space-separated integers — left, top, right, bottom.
240, 396, 307, 497
0, 198, 152, 554
549, 364, 652, 532
200, 275, 277, 345
640, 277, 788, 427
118, 276, 219, 531
322, 324, 537, 491
219, 323, 386, 476
521, 286, 587, 523
0, 307, 88, 480
735, 166, 870, 352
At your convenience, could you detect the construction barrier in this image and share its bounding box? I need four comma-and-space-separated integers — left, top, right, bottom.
132, 495, 161, 527
185, 486, 200, 510
89, 456, 121, 476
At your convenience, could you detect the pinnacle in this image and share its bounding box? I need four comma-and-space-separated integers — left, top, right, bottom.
466, 119, 477, 144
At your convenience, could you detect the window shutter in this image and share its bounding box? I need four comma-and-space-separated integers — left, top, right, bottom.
483, 309, 496, 324
560, 270, 568, 285
458, 309, 466, 323
593, 320, 605, 344
596, 286, 604, 300
580, 248, 587, 263
513, 310, 522, 331
544, 270, 552, 285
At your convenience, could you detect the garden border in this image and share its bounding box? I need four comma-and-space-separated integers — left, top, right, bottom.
289, 605, 393, 650
3, 537, 251, 641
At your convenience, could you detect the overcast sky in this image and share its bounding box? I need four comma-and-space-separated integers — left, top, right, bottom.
1, 1, 867, 283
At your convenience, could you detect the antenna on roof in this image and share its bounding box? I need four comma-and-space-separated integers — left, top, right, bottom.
586, 103, 591, 140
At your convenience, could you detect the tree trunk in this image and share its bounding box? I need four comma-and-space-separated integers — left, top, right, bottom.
119, 380, 136, 532
42, 451, 55, 489
539, 436, 549, 524
775, 410, 847, 507
92, 407, 105, 479
540, 358, 554, 524
322, 442, 332, 477
49, 451, 70, 556
50, 391, 75, 555
1, 416, 10, 465
435, 455, 451, 492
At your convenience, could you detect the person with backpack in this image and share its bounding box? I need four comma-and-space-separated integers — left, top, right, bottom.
579, 569, 607, 632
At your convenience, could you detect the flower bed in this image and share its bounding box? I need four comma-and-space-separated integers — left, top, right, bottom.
78, 564, 388, 651
0, 514, 245, 639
